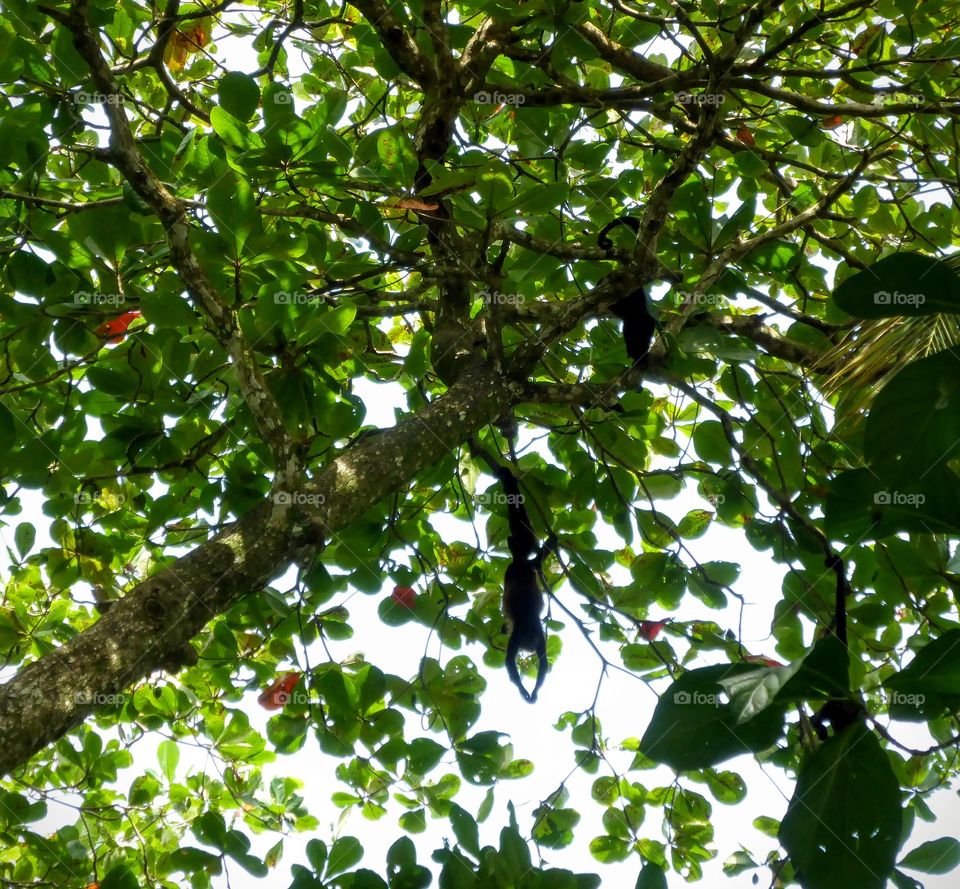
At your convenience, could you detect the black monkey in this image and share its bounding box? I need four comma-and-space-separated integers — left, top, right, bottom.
809, 555, 863, 739
492, 463, 555, 703
597, 216, 658, 366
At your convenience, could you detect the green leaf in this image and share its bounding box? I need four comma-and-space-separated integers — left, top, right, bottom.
210, 105, 256, 150
166, 846, 223, 875
884, 629, 960, 720
207, 169, 260, 255
639, 665, 785, 770
326, 836, 363, 877
0, 402, 16, 453
100, 865, 140, 889
448, 803, 480, 857
298, 305, 358, 346
780, 724, 902, 889
635, 862, 668, 889
825, 466, 960, 540
900, 836, 960, 874
157, 738, 179, 782
865, 345, 960, 473
890, 869, 923, 889
705, 770, 747, 804
834, 253, 960, 318
219, 71, 261, 121
886, 630, 960, 694
140, 289, 198, 328
13, 522, 34, 558
306, 838, 327, 872
720, 636, 851, 724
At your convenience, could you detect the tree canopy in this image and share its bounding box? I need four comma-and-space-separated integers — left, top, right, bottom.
4, 0, 960, 887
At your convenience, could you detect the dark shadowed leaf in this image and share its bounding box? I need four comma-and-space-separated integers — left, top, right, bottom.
834, 254, 960, 318
780, 724, 902, 889
639, 665, 785, 770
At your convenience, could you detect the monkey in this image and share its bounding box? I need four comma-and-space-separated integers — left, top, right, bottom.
809, 554, 863, 739
611, 288, 658, 366
597, 216, 659, 366
492, 462, 555, 703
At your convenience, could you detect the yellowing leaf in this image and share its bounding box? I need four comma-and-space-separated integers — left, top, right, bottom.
163, 18, 212, 72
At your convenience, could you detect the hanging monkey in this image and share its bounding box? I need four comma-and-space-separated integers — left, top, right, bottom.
809, 554, 863, 739
597, 216, 659, 366
491, 462, 556, 703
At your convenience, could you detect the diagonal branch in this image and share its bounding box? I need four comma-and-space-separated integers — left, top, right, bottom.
58, 0, 299, 489
0, 364, 522, 777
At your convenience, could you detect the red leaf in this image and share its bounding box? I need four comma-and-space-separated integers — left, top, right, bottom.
95, 310, 142, 343
639, 619, 668, 641
257, 671, 301, 710
821, 115, 844, 129
391, 585, 416, 608
735, 125, 755, 146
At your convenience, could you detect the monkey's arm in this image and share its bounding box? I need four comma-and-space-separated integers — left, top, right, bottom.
597, 215, 641, 250
506, 630, 534, 703
530, 630, 547, 703
505, 620, 547, 704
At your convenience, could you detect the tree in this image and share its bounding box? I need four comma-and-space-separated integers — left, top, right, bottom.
2, 0, 960, 885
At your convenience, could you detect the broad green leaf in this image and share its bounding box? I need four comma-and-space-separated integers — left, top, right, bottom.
326, 836, 363, 877
157, 738, 179, 782
885, 629, 960, 720
834, 254, 960, 318
13, 522, 34, 558
210, 105, 256, 150
639, 665, 785, 770
824, 467, 960, 540
900, 836, 960, 874
448, 803, 480, 857
219, 71, 260, 121
207, 170, 261, 254
635, 862, 668, 889
865, 346, 960, 474
780, 724, 902, 889
100, 865, 140, 889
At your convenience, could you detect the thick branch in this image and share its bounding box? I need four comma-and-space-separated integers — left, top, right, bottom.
0, 364, 520, 777
347, 0, 434, 85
